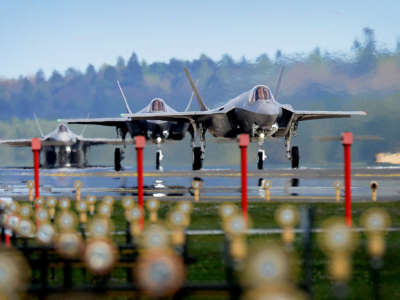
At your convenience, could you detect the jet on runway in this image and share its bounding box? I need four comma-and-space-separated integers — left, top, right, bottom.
0, 118, 128, 168
120, 68, 366, 170
61, 81, 191, 170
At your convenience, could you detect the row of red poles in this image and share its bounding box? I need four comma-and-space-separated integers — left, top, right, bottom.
23, 131, 353, 248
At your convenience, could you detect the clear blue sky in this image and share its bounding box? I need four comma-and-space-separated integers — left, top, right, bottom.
1, 0, 399, 78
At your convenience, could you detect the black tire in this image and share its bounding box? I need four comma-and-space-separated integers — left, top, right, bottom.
192, 147, 203, 170
291, 146, 299, 169
156, 151, 161, 170
257, 151, 264, 170
114, 148, 122, 171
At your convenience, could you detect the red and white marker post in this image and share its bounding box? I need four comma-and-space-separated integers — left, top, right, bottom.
135, 136, 146, 230
31, 138, 41, 220
239, 134, 249, 222
342, 132, 353, 227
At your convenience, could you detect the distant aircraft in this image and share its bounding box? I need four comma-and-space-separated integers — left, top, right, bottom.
0, 115, 127, 168
61, 81, 192, 170
119, 67, 366, 170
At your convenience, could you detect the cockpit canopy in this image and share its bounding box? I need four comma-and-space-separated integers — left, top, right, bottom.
149, 98, 166, 112
250, 86, 272, 103
58, 124, 69, 133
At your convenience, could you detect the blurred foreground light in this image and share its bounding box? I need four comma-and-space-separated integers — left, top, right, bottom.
73, 180, 83, 190
84, 238, 118, 275
135, 249, 185, 298
241, 243, 292, 288
98, 203, 113, 218
88, 217, 113, 238
59, 198, 71, 210
146, 198, 160, 212
361, 208, 390, 233
36, 223, 57, 245
57, 211, 77, 232
103, 196, 114, 206
121, 196, 134, 210
0, 248, 30, 296
243, 283, 307, 300
219, 203, 238, 220
47, 197, 57, 208
223, 214, 248, 236
176, 200, 192, 215
56, 232, 83, 259
37, 207, 50, 223
168, 210, 189, 229
140, 224, 170, 250
275, 205, 299, 228
17, 219, 35, 238
318, 218, 358, 254
19, 205, 31, 219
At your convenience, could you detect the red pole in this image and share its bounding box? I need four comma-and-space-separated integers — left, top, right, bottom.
31, 138, 41, 216
4, 231, 10, 247
135, 136, 146, 229
239, 134, 249, 221
342, 132, 353, 227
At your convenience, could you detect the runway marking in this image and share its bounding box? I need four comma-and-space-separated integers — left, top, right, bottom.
354, 173, 400, 177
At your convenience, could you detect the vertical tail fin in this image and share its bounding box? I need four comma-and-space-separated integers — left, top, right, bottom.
274, 66, 285, 99
184, 67, 208, 111
33, 113, 44, 137
117, 80, 133, 114
184, 80, 200, 112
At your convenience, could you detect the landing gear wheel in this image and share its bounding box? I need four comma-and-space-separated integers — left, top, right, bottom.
192, 147, 203, 170
114, 148, 122, 171
156, 151, 161, 170
257, 151, 264, 170
291, 146, 299, 169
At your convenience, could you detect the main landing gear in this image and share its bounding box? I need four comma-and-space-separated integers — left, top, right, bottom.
156, 149, 164, 171
285, 134, 300, 169
191, 123, 205, 171
114, 147, 124, 171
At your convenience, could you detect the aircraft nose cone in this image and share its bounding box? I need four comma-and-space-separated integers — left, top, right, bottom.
55, 133, 73, 142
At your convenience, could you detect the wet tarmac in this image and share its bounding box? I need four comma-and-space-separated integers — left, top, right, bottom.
0, 166, 399, 202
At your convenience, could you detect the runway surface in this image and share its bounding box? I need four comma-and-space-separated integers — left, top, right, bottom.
0, 166, 399, 202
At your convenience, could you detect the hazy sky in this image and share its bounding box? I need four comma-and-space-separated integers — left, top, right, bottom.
1, 0, 399, 78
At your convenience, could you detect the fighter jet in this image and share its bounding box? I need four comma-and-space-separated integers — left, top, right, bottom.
61, 81, 191, 170
120, 67, 366, 170
0, 116, 128, 168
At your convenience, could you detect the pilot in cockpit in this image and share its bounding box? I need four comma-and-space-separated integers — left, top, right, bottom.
151, 99, 165, 112
255, 87, 270, 101
58, 124, 68, 132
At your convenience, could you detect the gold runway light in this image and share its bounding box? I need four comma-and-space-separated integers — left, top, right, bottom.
36, 223, 57, 245
36, 197, 45, 207
88, 217, 113, 238
369, 181, 379, 202
4, 214, 20, 233
37, 207, 50, 224
59, 198, 71, 211
56, 211, 77, 232
19, 204, 32, 219
140, 224, 170, 250
86, 195, 97, 216
98, 203, 113, 218
8, 202, 20, 215
275, 205, 299, 245
102, 196, 114, 207
333, 181, 342, 202
121, 196, 134, 210
73, 180, 83, 202
55, 231, 83, 259
176, 200, 193, 215
84, 238, 118, 275
318, 218, 358, 282
0, 248, 30, 297
26, 180, 34, 202
146, 198, 160, 223
240, 243, 293, 288
263, 180, 272, 202
76, 200, 88, 224
135, 249, 185, 298
17, 219, 35, 238
361, 208, 391, 258
167, 210, 190, 247
125, 207, 142, 237
191, 178, 203, 202
223, 214, 250, 260
219, 202, 238, 221
47, 197, 57, 221
243, 283, 307, 300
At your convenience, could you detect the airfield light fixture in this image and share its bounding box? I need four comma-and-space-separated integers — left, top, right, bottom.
17, 219, 35, 238
86, 195, 97, 216
59, 198, 71, 211
19, 205, 32, 219
84, 238, 118, 275
76, 200, 88, 224
88, 217, 113, 238
125, 207, 142, 238
98, 203, 113, 218
191, 178, 203, 202
103, 196, 115, 207
26, 180, 34, 202
56, 231, 83, 259
135, 249, 185, 298
121, 196, 134, 210
47, 197, 57, 221
8, 202, 20, 214
168, 210, 189, 247
176, 200, 193, 215
0, 249, 30, 296
146, 198, 160, 223
263, 180, 272, 202
243, 284, 307, 300
5, 214, 20, 232
36, 223, 57, 245
333, 181, 342, 202
56, 211, 77, 232
219, 203, 238, 221
275, 205, 299, 245
361, 208, 391, 258
369, 181, 379, 202
73, 180, 83, 201
36, 197, 45, 207
36, 207, 50, 224
223, 214, 249, 260
140, 224, 170, 250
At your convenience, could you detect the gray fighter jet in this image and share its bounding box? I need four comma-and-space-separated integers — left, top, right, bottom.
119, 68, 366, 170
61, 81, 191, 170
0, 117, 127, 168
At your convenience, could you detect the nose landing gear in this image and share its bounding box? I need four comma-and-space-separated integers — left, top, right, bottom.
114, 148, 124, 171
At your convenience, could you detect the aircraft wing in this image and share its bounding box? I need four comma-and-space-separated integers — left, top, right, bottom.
293, 110, 367, 121
0, 139, 32, 147
121, 110, 223, 122
60, 117, 130, 126
80, 138, 133, 146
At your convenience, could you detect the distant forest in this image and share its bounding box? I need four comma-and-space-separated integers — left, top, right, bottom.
1, 28, 399, 167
